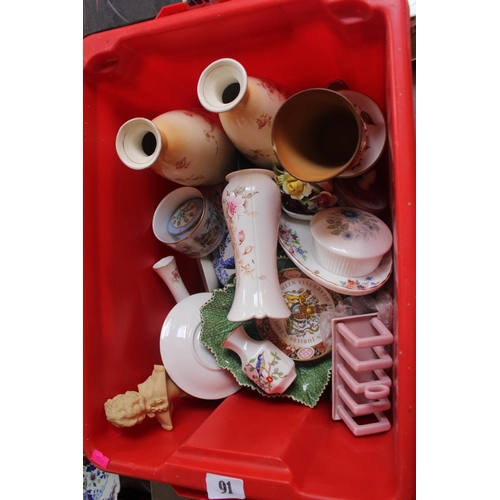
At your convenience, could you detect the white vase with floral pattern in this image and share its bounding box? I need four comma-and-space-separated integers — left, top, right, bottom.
152, 256, 190, 304
197, 58, 288, 169
222, 325, 296, 395
221, 168, 290, 321
115, 109, 237, 186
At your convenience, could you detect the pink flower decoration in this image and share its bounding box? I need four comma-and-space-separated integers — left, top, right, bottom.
226, 192, 245, 219
308, 191, 338, 210
317, 179, 334, 192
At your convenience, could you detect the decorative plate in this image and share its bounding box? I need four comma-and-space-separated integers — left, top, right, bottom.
278, 212, 392, 296
337, 89, 387, 178
255, 267, 344, 362
199, 257, 333, 408
159, 292, 241, 399
281, 199, 315, 221
212, 229, 236, 286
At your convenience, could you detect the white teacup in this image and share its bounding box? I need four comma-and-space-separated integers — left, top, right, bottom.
153, 187, 225, 258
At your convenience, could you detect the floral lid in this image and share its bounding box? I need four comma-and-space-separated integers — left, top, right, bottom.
310, 207, 392, 277
167, 197, 203, 237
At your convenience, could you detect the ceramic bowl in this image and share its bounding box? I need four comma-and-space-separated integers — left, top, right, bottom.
153, 187, 225, 258
310, 207, 392, 277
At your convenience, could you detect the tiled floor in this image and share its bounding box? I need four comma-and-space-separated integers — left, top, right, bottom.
84, 0, 179, 37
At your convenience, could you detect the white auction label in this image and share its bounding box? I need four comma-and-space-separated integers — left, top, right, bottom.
205, 473, 245, 499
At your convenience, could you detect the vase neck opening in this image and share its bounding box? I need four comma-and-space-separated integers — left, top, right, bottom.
222, 82, 241, 104
198, 58, 248, 113
141, 131, 157, 156
116, 117, 162, 170
225, 168, 274, 182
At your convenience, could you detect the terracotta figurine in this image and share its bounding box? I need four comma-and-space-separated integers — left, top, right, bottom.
104, 365, 185, 431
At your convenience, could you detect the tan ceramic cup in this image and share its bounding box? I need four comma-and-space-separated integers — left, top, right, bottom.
272, 88, 366, 182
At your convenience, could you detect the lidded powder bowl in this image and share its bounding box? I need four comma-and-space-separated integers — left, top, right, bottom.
310, 207, 392, 277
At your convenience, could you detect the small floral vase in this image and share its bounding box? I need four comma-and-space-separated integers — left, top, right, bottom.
222, 326, 296, 394
197, 58, 288, 168
221, 168, 291, 321
115, 109, 237, 186
153, 256, 190, 304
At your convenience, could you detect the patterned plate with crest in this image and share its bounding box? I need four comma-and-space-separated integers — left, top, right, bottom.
255, 267, 344, 362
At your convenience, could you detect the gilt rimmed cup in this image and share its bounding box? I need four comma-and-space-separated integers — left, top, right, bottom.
152, 187, 225, 258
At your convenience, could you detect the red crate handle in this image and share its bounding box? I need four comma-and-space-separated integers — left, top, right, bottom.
156, 0, 231, 19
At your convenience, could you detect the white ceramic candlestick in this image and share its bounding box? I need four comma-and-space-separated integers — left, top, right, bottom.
221, 168, 290, 321
223, 325, 296, 394
153, 256, 190, 304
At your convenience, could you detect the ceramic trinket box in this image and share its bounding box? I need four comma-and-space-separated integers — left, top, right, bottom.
310, 207, 393, 277
278, 211, 393, 296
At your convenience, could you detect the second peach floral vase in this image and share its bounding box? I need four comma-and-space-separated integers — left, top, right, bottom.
197, 58, 288, 169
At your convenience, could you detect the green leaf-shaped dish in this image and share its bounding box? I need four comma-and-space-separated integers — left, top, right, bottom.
200, 257, 332, 408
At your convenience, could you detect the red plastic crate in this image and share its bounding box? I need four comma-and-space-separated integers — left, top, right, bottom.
83, 0, 416, 498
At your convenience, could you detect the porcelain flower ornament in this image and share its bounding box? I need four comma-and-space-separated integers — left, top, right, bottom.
274, 165, 338, 214
281, 172, 313, 200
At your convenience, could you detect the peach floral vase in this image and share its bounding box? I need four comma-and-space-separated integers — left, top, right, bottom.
221, 168, 290, 322
197, 58, 288, 169
115, 109, 236, 186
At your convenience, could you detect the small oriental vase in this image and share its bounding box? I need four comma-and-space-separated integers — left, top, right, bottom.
115, 109, 237, 186
221, 168, 290, 322
222, 326, 296, 395
197, 58, 288, 169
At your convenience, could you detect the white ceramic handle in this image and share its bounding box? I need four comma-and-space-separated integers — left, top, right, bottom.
153, 256, 190, 303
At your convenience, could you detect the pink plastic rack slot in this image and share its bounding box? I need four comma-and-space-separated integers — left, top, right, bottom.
332, 313, 394, 437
